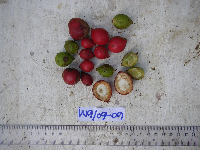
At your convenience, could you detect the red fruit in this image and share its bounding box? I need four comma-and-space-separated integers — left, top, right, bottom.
94, 46, 109, 59
68, 18, 89, 40
81, 72, 93, 86
79, 49, 94, 60
62, 68, 80, 85
79, 60, 94, 72
81, 38, 95, 48
108, 36, 127, 53
91, 28, 109, 45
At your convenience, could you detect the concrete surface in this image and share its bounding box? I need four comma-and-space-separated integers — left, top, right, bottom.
0, 0, 200, 149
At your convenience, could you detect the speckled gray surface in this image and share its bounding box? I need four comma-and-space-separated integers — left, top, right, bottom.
0, 0, 200, 149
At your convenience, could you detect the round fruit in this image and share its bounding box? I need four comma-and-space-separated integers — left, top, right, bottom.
114, 71, 133, 95
91, 28, 109, 45
96, 64, 114, 77
79, 60, 94, 72
94, 46, 109, 59
64, 40, 79, 54
68, 18, 89, 40
112, 14, 133, 29
92, 80, 112, 102
79, 49, 94, 60
126, 67, 145, 80
62, 68, 80, 85
81, 72, 93, 86
121, 52, 138, 67
81, 38, 95, 48
108, 36, 127, 53
55, 52, 74, 67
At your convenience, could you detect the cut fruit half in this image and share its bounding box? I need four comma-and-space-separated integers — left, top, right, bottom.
114, 71, 133, 95
92, 80, 112, 102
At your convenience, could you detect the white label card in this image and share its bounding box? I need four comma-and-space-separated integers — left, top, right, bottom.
78, 107, 125, 121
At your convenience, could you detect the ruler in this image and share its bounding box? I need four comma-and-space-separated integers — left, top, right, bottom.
0, 125, 199, 146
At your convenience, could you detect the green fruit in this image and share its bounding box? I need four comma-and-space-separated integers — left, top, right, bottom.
55, 52, 74, 67
96, 64, 114, 77
126, 67, 144, 80
112, 14, 133, 29
64, 40, 79, 54
121, 52, 138, 67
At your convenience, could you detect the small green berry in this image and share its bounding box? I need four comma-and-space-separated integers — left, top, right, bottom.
112, 14, 133, 29
55, 52, 74, 67
64, 40, 79, 54
96, 64, 114, 77
126, 67, 144, 80
121, 52, 138, 67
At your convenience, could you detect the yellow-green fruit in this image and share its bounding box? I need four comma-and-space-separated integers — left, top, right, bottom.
112, 14, 133, 29
121, 52, 138, 67
64, 40, 79, 54
126, 67, 144, 80
55, 52, 74, 67
96, 64, 114, 77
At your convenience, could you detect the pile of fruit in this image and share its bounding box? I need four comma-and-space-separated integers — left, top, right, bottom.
55, 14, 144, 102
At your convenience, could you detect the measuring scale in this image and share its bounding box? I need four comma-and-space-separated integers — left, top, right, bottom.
0, 125, 199, 146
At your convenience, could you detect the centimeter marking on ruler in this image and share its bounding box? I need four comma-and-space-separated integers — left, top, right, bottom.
0, 125, 199, 146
